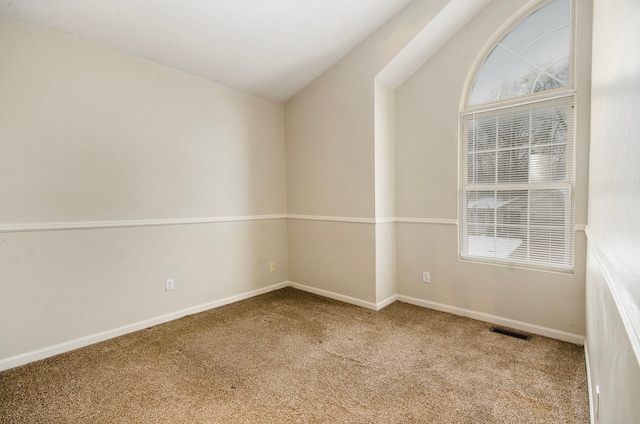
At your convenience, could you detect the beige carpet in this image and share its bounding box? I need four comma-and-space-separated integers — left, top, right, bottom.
0, 287, 588, 423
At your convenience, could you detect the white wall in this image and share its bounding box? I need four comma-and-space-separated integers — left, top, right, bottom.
394, 0, 591, 342
0, 15, 288, 369
587, 0, 640, 421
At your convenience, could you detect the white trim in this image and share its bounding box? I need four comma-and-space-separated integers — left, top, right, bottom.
0, 282, 289, 372
463, 89, 578, 116
377, 294, 399, 310
288, 281, 379, 311
458, 0, 560, 111
3, 215, 577, 233
585, 341, 596, 424
584, 226, 640, 362
286, 214, 377, 224
0, 214, 288, 234
396, 217, 458, 225
396, 294, 585, 345
288, 215, 458, 225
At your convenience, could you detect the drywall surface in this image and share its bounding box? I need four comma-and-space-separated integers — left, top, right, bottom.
284, 55, 377, 303
283, 0, 473, 304
586, 246, 640, 423
397, 223, 586, 336
0, 15, 287, 366
285, 66, 375, 218
287, 219, 376, 303
0, 220, 288, 361
374, 81, 397, 304
587, 0, 640, 421
374, 80, 396, 220
394, 0, 590, 337
337, 0, 449, 78
375, 223, 397, 304
0, 16, 285, 222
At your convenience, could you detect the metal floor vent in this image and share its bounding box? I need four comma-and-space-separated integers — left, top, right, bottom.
490, 326, 531, 341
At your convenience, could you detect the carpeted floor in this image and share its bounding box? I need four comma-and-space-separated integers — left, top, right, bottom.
0, 287, 589, 423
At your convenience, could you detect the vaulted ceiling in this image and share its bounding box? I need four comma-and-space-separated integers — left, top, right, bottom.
0, 0, 490, 102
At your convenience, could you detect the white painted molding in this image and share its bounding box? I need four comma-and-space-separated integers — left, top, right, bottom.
0, 282, 289, 372
286, 283, 585, 343
6, 215, 587, 233
376, 294, 398, 310
288, 282, 379, 311
288, 215, 458, 225
286, 214, 377, 224
396, 294, 585, 345
575, 224, 586, 232
584, 225, 640, 361
0, 214, 287, 233
395, 217, 458, 225
287, 282, 396, 311
1, 279, 589, 371
584, 342, 596, 424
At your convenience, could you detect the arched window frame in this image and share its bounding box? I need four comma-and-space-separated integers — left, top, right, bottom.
459, 0, 577, 272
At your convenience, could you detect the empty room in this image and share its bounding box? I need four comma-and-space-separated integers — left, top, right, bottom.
1, 0, 638, 422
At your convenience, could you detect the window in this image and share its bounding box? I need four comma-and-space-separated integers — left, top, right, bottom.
460, 0, 575, 271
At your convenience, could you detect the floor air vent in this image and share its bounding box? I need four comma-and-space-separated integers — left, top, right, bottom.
490, 326, 531, 341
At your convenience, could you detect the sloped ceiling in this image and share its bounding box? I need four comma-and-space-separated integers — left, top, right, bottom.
0, 0, 489, 103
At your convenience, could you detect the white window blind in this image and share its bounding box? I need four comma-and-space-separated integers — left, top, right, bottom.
460, 95, 575, 270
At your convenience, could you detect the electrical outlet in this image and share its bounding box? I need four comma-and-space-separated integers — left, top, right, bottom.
165, 278, 174, 291
422, 272, 430, 283
270, 262, 276, 273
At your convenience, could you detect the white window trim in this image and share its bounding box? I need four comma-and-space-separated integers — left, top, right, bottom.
458, 0, 577, 272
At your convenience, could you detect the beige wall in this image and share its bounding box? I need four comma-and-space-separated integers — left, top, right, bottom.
337, 0, 449, 78
284, 66, 377, 303
374, 81, 397, 303
374, 80, 396, 220
0, 15, 288, 368
4, 0, 617, 376
287, 219, 376, 304
587, 0, 640, 421
284, 0, 455, 306
0, 16, 285, 221
285, 67, 375, 219
394, 0, 591, 340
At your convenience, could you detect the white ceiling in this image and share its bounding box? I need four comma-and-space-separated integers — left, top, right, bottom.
0, 0, 418, 102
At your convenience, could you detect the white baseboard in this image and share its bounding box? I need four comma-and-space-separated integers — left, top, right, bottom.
284, 284, 584, 344
287, 282, 397, 311
0, 281, 289, 372
1, 282, 585, 372
376, 294, 398, 310
396, 294, 585, 345
287, 282, 379, 311
584, 341, 596, 424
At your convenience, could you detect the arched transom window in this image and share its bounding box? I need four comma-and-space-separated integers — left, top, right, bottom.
459, 0, 575, 271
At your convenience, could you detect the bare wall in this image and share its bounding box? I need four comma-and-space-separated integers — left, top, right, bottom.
0, 15, 287, 368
